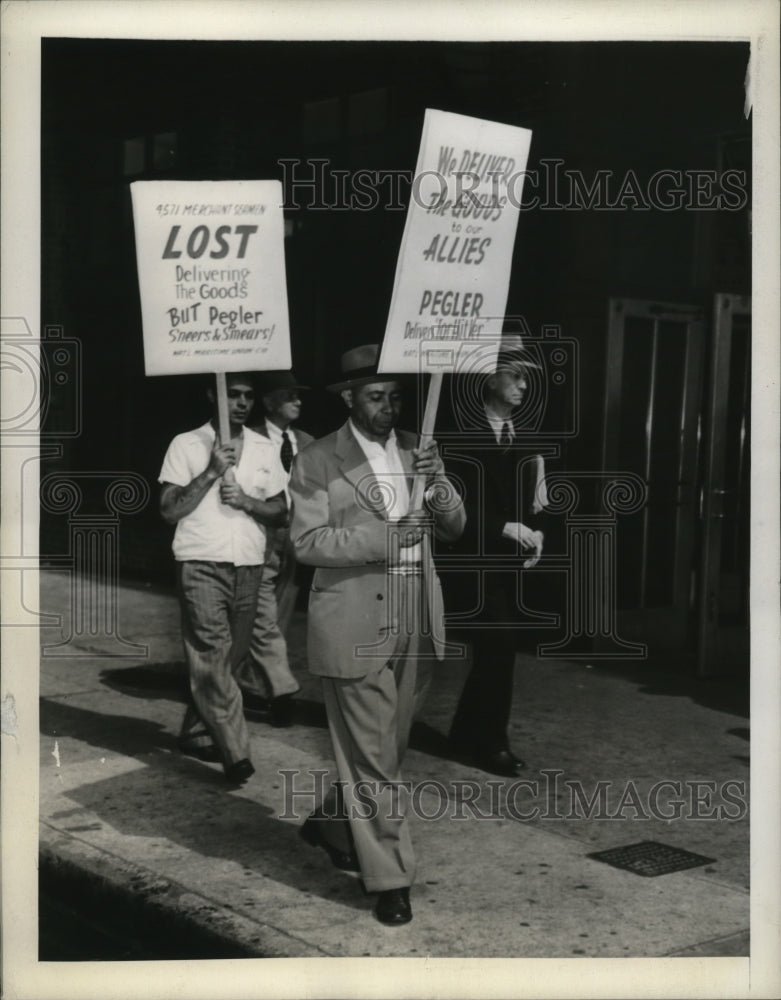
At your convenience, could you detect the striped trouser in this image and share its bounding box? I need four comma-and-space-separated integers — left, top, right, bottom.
177, 560, 262, 768
233, 537, 301, 700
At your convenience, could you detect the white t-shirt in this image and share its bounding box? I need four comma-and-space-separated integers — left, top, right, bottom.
159, 422, 286, 566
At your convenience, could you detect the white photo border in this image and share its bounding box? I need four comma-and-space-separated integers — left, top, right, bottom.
2, 2, 778, 998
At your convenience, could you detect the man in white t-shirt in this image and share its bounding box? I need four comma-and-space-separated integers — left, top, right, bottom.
159, 372, 287, 785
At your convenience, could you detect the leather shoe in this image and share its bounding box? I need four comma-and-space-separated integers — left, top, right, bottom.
240, 689, 269, 713
375, 888, 412, 925
473, 748, 526, 778
300, 817, 360, 875
269, 694, 296, 727
224, 758, 255, 785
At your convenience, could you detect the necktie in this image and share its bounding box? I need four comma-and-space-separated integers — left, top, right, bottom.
280, 430, 293, 473
499, 421, 512, 446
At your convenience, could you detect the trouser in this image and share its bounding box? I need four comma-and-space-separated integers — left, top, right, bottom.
177, 561, 261, 768
234, 537, 300, 700
317, 574, 433, 892
449, 577, 517, 754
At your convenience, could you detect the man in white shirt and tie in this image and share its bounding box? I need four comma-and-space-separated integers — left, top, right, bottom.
235, 371, 314, 726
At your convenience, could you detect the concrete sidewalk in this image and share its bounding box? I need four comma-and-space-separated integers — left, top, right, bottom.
38, 569, 749, 958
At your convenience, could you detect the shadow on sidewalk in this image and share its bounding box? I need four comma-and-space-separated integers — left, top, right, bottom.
585, 661, 749, 719
40, 697, 367, 912
99, 663, 188, 702
98, 664, 460, 763
99, 663, 333, 731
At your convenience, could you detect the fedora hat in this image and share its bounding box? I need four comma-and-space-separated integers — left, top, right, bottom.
327, 344, 401, 393
495, 334, 542, 371
257, 370, 310, 395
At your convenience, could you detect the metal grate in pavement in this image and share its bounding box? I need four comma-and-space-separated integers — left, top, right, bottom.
587, 840, 716, 877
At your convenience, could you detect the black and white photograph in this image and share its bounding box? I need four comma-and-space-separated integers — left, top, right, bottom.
1, 2, 779, 997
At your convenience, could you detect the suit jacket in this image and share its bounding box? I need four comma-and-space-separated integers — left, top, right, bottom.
443, 408, 550, 559
438, 408, 552, 622
288, 421, 466, 678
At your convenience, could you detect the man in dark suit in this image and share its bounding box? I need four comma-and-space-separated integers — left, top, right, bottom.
443, 335, 550, 777
235, 371, 314, 726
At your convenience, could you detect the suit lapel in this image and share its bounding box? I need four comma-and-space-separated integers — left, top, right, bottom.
395, 432, 416, 498
475, 407, 519, 508
335, 422, 388, 519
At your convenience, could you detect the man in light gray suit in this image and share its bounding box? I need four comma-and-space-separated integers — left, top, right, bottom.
289, 344, 465, 925
236, 371, 314, 726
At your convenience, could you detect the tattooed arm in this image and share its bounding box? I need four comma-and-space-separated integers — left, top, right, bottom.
218, 482, 288, 527
160, 437, 236, 524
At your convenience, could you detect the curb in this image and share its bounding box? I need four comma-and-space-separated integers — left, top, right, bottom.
39, 824, 326, 959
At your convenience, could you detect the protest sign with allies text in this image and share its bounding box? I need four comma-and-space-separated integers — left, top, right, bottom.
379, 109, 532, 375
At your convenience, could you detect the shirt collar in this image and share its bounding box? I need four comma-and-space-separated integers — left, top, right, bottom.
264, 419, 288, 443
204, 421, 245, 442
349, 419, 397, 454
483, 405, 514, 430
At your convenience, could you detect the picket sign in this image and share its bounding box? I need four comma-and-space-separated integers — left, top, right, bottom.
130, 179, 292, 482
409, 372, 443, 512
379, 109, 533, 509
212, 372, 235, 483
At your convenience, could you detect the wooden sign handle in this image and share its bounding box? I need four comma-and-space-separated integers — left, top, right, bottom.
409, 372, 443, 511
214, 372, 236, 484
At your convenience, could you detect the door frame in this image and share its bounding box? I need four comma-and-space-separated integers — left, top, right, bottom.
601, 297, 706, 657
697, 293, 751, 676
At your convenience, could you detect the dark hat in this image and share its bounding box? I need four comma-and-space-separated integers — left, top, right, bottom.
257, 370, 309, 395
495, 334, 542, 371
327, 344, 401, 393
